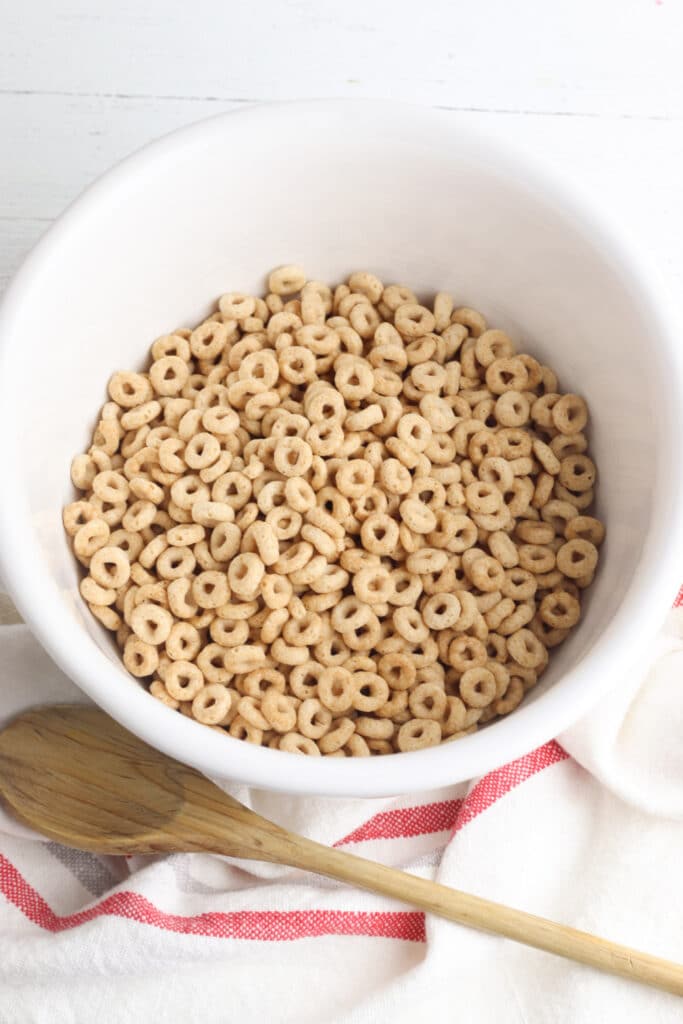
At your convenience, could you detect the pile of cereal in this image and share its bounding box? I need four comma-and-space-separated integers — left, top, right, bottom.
63, 267, 604, 756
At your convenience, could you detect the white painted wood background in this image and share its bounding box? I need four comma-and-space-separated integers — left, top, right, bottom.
1, 0, 683, 301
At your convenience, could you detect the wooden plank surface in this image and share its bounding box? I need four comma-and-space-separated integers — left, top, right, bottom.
1, 0, 681, 116
1, 0, 682, 293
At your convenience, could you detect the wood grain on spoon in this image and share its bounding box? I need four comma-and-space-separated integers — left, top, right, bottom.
0, 704, 681, 997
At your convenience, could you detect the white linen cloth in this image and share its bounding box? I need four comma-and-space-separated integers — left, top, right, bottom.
2, 599, 683, 1023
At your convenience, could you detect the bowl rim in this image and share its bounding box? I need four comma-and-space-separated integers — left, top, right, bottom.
1, 98, 682, 797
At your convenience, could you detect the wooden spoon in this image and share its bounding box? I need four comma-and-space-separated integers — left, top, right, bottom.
0, 704, 681, 996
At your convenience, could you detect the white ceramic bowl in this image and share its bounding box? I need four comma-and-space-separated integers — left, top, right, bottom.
1, 100, 682, 796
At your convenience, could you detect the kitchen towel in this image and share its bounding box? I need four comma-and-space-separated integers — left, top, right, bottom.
1, 596, 683, 1023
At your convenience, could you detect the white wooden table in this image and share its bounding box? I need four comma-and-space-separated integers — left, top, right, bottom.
2, 0, 683, 300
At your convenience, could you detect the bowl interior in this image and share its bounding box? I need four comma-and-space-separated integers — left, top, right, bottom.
0, 102, 679, 795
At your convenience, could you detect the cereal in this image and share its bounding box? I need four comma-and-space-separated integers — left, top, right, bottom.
556, 539, 599, 579
89, 546, 131, 589
130, 602, 174, 645
409, 682, 447, 721
564, 515, 605, 546
192, 683, 233, 725
65, 266, 603, 757
164, 660, 204, 701
397, 718, 442, 751
459, 667, 497, 708
539, 591, 581, 629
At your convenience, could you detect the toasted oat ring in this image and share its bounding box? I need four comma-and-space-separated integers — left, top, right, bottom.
459, 667, 497, 708
409, 682, 447, 721
318, 667, 356, 714
351, 672, 389, 713
269, 264, 307, 295
466, 554, 505, 593
88, 602, 122, 631
296, 698, 332, 740
485, 597, 516, 631
552, 394, 588, 434
474, 329, 514, 367
485, 357, 528, 395
149, 355, 190, 396
89, 545, 131, 589
171, 475, 210, 510
541, 499, 580, 533
518, 544, 556, 574
259, 573, 292, 611
379, 458, 412, 496
80, 576, 117, 606
130, 601, 174, 645
184, 432, 221, 471
63, 500, 99, 535
165, 660, 204, 701
377, 651, 416, 691
163, 577, 197, 620
507, 628, 547, 669
283, 611, 324, 647
272, 436, 313, 478
239, 695, 274, 736
465, 481, 503, 516
495, 390, 530, 427
444, 514, 478, 554
73, 518, 110, 561
123, 635, 158, 677
394, 302, 436, 339
540, 591, 581, 629
396, 413, 432, 453
399, 498, 437, 534
495, 677, 524, 716
286, 660, 323, 700
222, 644, 266, 674
260, 687, 297, 733
166, 621, 202, 661
397, 718, 441, 752
442, 696, 471, 736
92, 470, 130, 505
487, 660, 511, 699
228, 715, 263, 744
152, 683, 181, 711
487, 531, 519, 569
559, 454, 596, 493
108, 371, 153, 408
192, 683, 232, 725
360, 513, 399, 556
318, 717, 356, 754
393, 606, 430, 644
476, 460, 513, 498
564, 515, 605, 546
335, 459, 375, 499
342, 612, 381, 652
422, 592, 462, 630
280, 733, 321, 756
405, 548, 448, 575
467, 429, 499, 465
228, 552, 265, 600
556, 539, 599, 579
352, 565, 394, 605
156, 545, 196, 580
120, 499, 156, 533
448, 636, 487, 673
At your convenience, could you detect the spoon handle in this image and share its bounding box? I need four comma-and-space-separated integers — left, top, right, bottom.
282, 838, 683, 996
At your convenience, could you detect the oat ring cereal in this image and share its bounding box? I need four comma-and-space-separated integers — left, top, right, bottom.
65, 266, 603, 756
